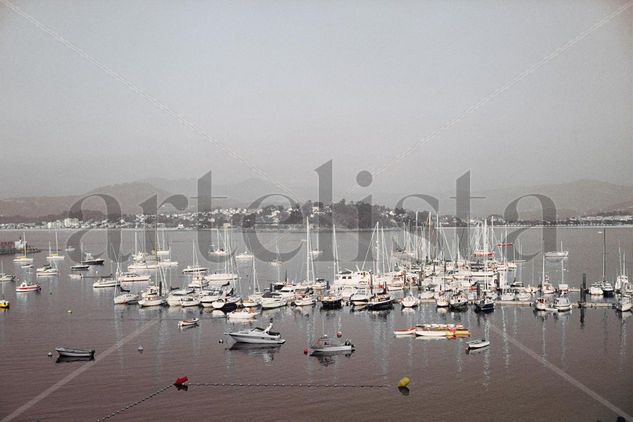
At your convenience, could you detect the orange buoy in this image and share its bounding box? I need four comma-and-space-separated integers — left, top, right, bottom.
303, 347, 308, 354
174, 376, 189, 386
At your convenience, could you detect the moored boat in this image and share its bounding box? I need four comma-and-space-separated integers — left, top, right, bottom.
178, 318, 199, 328
310, 335, 354, 355
228, 323, 286, 344
55, 347, 95, 358
466, 339, 490, 350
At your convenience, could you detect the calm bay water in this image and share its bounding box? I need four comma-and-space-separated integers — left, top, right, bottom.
0, 227, 631, 421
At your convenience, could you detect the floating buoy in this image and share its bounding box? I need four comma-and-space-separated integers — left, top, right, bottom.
303, 347, 308, 354
49, 291, 53, 295
174, 376, 188, 386
336, 331, 342, 338
398, 377, 410, 388
67, 309, 72, 314
219, 339, 224, 344
47, 352, 53, 357
137, 345, 144, 352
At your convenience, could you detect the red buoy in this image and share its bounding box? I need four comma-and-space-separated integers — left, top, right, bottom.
336, 331, 342, 338
174, 376, 189, 386
303, 348, 308, 354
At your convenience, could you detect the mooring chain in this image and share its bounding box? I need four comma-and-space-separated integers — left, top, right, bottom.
188, 382, 389, 388
96, 381, 389, 420
95, 384, 173, 422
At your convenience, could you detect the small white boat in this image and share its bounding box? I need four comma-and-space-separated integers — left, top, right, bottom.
180, 295, 201, 307
516, 291, 532, 302
418, 290, 435, 300
227, 308, 258, 320
435, 294, 449, 308
228, 323, 286, 344
36, 264, 59, 277
13, 255, 33, 264
55, 347, 95, 358
554, 295, 572, 312
466, 339, 490, 350
393, 328, 416, 336
235, 251, 254, 261
178, 318, 199, 328
16, 281, 41, 292
138, 293, 165, 307
294, 296, 316, 307
616, 296, 632, 313
113, 293, 138, 305
182, 266, 208, 274
534, 297, 548, 311
0, 273, 15, 282
601, 281, 615, 297
260, 296, 287, 309
71, 264, 90, 271
310, 335, 354, 355
588, 283, 603, 295
117, 272, 151, 282
93, 277, 120, 288
401, 295, 419, 308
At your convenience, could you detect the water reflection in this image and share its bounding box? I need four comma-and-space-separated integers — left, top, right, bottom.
228, 343, 280, 364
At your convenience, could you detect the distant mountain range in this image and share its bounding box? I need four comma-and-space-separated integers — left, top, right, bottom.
0, 178, 630, 219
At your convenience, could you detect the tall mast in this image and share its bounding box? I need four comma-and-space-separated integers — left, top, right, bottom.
602, 229, 607, 281
306, 217, 311, 283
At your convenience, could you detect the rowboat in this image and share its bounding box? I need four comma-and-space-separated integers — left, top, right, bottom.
393, 328, 416, 336
466, 339, 490, 350
55, 347, 95, 358
178, 318, 199, 328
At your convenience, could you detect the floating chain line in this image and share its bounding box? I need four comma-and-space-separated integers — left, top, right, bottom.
97, 382, 388, 420
96, 384, 173, 422
188, 382, 389, 388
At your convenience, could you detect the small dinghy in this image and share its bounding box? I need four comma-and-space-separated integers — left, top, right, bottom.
55, 347, 95, 358
310, 335, 355, 355
466, 339, 490, 350
178, 318, 199, 328
393, 328, 416, 336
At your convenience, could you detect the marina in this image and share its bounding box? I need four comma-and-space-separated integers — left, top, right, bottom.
0, 227, 630, 420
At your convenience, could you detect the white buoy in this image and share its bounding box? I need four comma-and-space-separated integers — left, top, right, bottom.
47, 352, 53, 357
137, 345, 144, 352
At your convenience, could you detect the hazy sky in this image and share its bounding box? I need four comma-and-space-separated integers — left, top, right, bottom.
1, 0, 631, 198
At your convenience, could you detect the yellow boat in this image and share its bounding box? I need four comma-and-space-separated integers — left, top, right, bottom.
0, 300, 10, 309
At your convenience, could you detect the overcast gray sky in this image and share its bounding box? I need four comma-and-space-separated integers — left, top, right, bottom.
0, 0, 631, 198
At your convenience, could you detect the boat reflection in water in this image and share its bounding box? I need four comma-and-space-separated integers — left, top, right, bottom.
311, 350, 354, 367
56, 355, 95, 364
228, 343, 281, 362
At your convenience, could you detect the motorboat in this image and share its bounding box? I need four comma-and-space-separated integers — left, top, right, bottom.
36, 264, 58, 277
0, 268, 14, 282
71, 264, 90, 271
499, 291, 515, 301
93, 277, 120, 288
182, 266, 208, 274
178, 318, 199, 328
310, 335, 354, 354
16, 281, 41, 292
113, 293, 138, 305
541, 282, 556, 295
474, 297, 495, 313
117, 272, 151, 282
350, 290, 370, 306
199, 290, 223, 308
449, 293, 468, 311
294, 296, 316, 306
516, 291, 532, 302
138, 289, 165, 307
615, 295, 632, 313
554, 295, 572, 312
601, 281, 615, 297
588, 283, 603, 295
366, 293, 393, 311
534, 297, 548, 311
260, 296, 287, 310
401, 295, 419, 308
228, 323, 286, 344
81, 252, 104, 266
55, 347, 95, 359
466, 339, 491, 350
321, 294, 343, 310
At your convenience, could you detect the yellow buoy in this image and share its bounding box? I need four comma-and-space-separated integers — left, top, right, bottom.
398, 377, 410, 388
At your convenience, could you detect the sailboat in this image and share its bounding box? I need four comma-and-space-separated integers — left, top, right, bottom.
598, 229, 614, 297
544, 242, 568, 260
138, 268, 167, 307
182, 241, 208, 274
13, 234, 33, 264
46, 231, 65, 261
615, 247, 629, 293
0, 262, 15, 282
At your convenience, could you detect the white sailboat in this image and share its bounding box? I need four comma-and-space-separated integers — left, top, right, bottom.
46, 231, 65, 261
